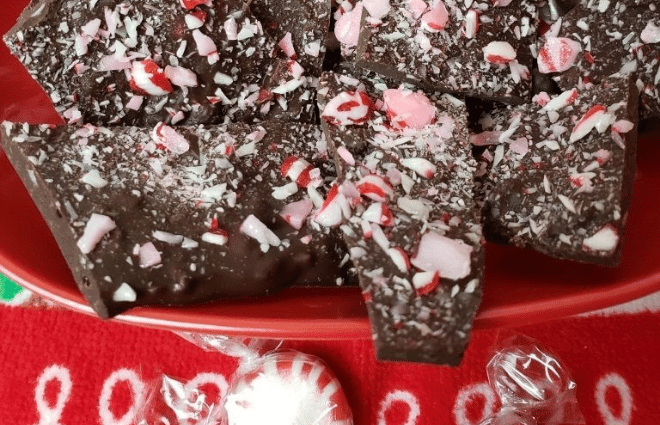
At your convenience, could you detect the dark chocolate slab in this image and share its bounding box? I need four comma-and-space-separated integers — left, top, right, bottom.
474, 76, 639, 265
356, 0, 538, 104
318, 70, 484, 365
3, 0, 319, 126
541, 0, 660, 119
2, 121, 353, 318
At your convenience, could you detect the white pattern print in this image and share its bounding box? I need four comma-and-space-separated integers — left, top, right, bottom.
377, 390, 421, 425
98, 368, 146, 425
33, 365, 73, 425
453, 383, 497, 425
595, 373, 633, 425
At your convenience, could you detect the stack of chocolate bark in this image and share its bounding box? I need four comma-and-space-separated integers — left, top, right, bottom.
2, 0, 655, 365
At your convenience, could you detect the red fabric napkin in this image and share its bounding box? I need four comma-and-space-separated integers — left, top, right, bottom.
0, 299, 658, 425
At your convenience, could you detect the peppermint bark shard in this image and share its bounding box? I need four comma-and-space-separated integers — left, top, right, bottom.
356, 0, 538, 104
475, 77, 639, 265
541, 0, 660, 119
1, 122, 352, 318
318, 71, 484, 365
2, 0, 299, 126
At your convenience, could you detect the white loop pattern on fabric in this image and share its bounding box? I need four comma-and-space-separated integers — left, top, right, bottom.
377, 390, 421, 425
595, 373, 633, 425
453, 383, 497, 425
33, 365, 73, 425
98, 368, 146, 425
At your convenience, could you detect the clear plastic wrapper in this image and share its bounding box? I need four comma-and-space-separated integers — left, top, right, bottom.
135, 335, 353, 425
479, 335, 585, 425
136, 375, 225, 425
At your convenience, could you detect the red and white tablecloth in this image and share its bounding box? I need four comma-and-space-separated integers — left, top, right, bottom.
1, 278, 659, 425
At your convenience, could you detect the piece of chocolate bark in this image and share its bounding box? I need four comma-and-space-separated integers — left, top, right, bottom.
473, 76, 639, 265
355, 0, 538, 104
250, 0, 331, 123
537, 0, 660, 120
317, 71, 484, 365
2, 121, 353, 318
3, 0, 317, 126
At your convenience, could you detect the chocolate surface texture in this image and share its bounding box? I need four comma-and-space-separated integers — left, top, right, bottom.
539, 0, 660, 119
356, 0, 538, 104
474, 76, 639, 265
318, 70, 484, 365
2, 121, 353, 318
3, 0, 331, 126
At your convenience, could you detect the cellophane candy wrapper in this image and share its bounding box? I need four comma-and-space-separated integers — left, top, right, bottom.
135, 334, 353, 425
224, 351, 353, 425
176, 332, 283, 365
479, 335, 585, 425
136, 374, 227, 425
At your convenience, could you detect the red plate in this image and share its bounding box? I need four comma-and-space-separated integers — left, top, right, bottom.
1, 1, 659, 339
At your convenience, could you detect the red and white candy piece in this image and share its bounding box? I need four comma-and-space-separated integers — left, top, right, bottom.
411, 231, 472, 280
129, 60, 173, 96
281, 156, 321, 188
582, 224, 619, 253
152, 123, 190, 154
361, 202, 394, 226
313, 184, 351, 227
569, 104, 606, 143
483, 41, 517, 64
401, 157, 436, 178
77, 214, 117, 254
611, 120, 635, 134
185, 10, 207, 29
537, 37, 582, 74
356, 174, 394, 202
321, 91, 374, 126
180, 0, 211, 10
280, 199, 314, 230
387, 247, 411, 273
412, 271, 440, 297
383, 89, 437, 130
278, 32, 297, 59
420, 0, 449, 32
224, 352, 353, 425
334, 3, 363, 47
192, 29, 219, 64
541, 88, 578, 112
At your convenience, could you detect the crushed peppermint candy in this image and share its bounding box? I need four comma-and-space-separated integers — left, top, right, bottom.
77, 214, 117, 254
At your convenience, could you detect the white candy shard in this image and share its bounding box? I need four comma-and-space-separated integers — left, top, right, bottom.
401, 158, 436, 178
411, 231, 473, 280
112, 283, 137, 302
81, 169, 108, 188
641, 22, 660, 44
537, 37, 581, 74
201, 231, 229, 246
583, 225, 619, 252
483, 41, 517, 64
570, 105, 606, 143
152, 123, 190, 154
139, 242, 161, 268
240, 215, 281, 248
280, 199, 313, 230
77, 214, 117, 254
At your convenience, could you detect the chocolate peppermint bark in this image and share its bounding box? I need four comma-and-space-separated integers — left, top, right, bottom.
474, 76, 639, 265
3, 0, 318, 126
537, 0, 660, 119
317, 71, 484, 365
355, 0, 538, 104
2, 121, 353, 318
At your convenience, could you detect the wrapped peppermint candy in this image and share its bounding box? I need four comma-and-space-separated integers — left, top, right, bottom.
224, 351, 353, 425
135, 335, 353, 424
479, 336, 585, 425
